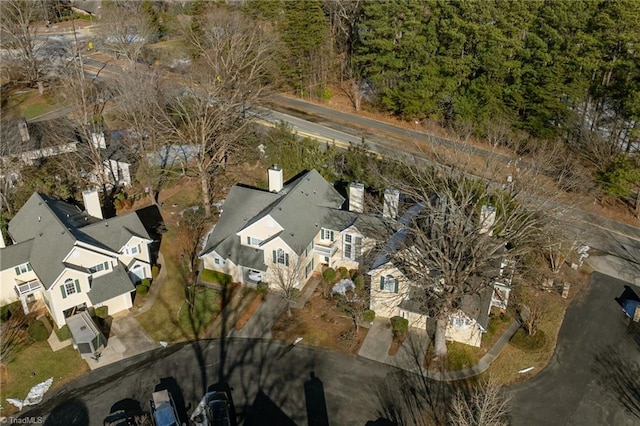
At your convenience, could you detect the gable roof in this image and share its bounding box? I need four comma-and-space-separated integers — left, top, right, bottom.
8, 193, 81, 288
87, 263, 135, 305
0, 240, 34, 269
6, 192, 153, 288
201, 170, 346, 257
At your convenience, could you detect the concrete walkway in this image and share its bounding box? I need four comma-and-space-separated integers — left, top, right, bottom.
134, 252, 167, 315
358, 317, 522, 381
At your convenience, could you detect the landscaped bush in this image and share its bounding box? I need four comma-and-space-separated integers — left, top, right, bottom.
390, 316, 409, 339
363, 309, 375, 323
201, 269, 232, 285
136, 284, 149, 296
338, 266, 349, 278
353, 275, 365, 290
0, 301, 21, 322
56, 325, 72, 341
28, 319, 50, 341
95, 306, 108, 319
256, 282, 269, 296
152, 265, 160, 279
322, 267, 336, 283
141, 278, 151, 288
510, 328, 547, 351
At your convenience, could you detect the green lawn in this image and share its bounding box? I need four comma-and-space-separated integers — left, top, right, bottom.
177, 287, 221, 338
21, 101, 55, 120
137, 229, 221, 342
0, 340, 89, 416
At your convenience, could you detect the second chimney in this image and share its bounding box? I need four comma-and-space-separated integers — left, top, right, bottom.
268, 164, 283, 193
349, 182, 365, 213
83, 188, 103, 219
383, 189, 400, 219
479, 204, 496, 235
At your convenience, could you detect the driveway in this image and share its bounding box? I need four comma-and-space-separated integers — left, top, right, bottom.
509, 272, 640, 425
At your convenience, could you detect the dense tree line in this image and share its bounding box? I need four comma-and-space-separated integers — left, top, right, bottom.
241, 0, 639, 213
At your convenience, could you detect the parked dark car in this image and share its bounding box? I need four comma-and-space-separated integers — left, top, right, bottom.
191, 383, 236, 426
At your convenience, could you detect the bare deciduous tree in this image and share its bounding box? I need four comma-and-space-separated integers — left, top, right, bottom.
174, 206, 210, 312
98, 2, 154, 65
449, 375, 511, 426
110, 68, 169, 205
269, 253, 305, 317
0, 309, 35, 364
158, 9, 279, 216
378, 145, 561, 358
0, 0, 47, 93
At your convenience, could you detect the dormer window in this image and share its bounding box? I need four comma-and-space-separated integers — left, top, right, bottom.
89, 262, 109, 274
247, 236, 263, 247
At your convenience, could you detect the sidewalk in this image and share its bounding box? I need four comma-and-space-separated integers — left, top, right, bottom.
133, 252, 167, 315
358, 317, 522, 381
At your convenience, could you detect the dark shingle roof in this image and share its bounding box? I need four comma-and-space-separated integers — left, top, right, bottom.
87, 263, 135, 305
6, 192, 153, 289
201, 185, 281, 255
0, 240, 34, 269
459, 288, 493, 329
201, 170, 346, 258
8, 193, 79, 288
81, 216, 151, 252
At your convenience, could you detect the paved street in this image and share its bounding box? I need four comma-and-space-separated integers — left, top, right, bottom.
27, 339, 448, 426
509, 272, 640, 425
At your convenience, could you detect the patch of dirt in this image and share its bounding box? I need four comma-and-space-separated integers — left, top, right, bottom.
388, 338, 403, 356
271, 287, 368, 355
235, 293, 262, 330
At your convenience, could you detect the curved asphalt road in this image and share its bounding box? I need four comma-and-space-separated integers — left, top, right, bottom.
509, 272, 640, 425
24, 339, 451, 426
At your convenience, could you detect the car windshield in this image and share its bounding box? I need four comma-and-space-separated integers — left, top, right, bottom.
154, 403, 178, 426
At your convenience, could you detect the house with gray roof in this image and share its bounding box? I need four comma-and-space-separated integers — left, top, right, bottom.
200, 167, 512, 348
200, 166, 380, 288
367, 197, 514, 348
0, 190, 156, 327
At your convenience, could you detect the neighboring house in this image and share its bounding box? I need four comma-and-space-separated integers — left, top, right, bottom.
88, 130, 135, 188
0, 190, 157, 327
199, 166, 379, 288
0, 118, 79, 188
200, 166, 513, 348
367, 201, 514, 348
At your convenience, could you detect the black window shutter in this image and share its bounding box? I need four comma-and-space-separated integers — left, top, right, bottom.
61, 285, 67, 299
75, 279, 81, 293
380, 276, 385, 290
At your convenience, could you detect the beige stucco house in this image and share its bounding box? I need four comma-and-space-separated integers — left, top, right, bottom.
200, 167, 378, 289
200, 167, 512, 348
0, 190, 156, 327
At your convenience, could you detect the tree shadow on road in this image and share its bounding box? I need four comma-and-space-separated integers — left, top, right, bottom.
593, 340, 640, 418
43, 397, 89, 426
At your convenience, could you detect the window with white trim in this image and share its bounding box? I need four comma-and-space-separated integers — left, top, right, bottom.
305, 259, 314, 277
450, 315, 470, 329
14, 263, 32, 275
246, 236, 263, 247
130, 244, 141, 255
89, 262, 109, 273
320, 228, 334, 241
61, 278, 80, 298
343, 234, 362, 260
214, 258, 220, 265
379, 275, 398, 293
272, 249, 289, 266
